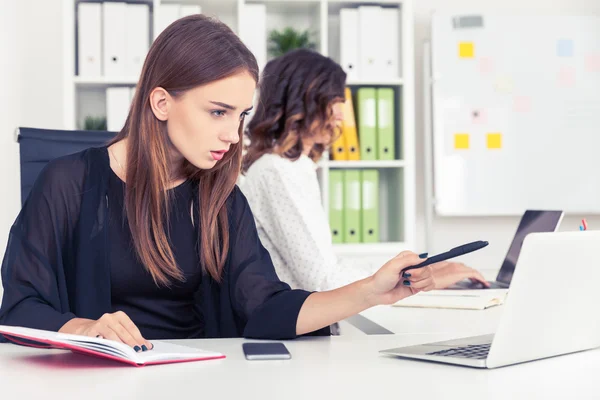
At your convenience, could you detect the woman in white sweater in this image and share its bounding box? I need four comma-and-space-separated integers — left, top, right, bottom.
240, 49, 488, 292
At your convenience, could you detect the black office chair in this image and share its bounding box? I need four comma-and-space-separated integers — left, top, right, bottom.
15, 127, 116, 205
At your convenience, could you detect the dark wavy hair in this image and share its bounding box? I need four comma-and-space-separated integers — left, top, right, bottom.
242, 49, 346, 172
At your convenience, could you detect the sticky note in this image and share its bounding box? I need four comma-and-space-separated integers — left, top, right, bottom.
557, 39, 574, 57
513, 96, 532, 113
494, 75, 514, 94
558, 66, 575, 87
487, 133, 502, 149
585, 54, 600, 72
479, 57, 494, 74
459, 42, 474, 58
454, 134, 470, 149
472, 109, 488, 124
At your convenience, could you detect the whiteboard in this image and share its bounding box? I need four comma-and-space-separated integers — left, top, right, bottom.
431, 14, 600, 216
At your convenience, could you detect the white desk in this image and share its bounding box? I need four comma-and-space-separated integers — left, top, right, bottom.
340, 304, 505, 337
1, 333, 599, 400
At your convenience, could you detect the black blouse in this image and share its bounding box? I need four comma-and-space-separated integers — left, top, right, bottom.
0, 147, 329, 340
107, 170, 204, 340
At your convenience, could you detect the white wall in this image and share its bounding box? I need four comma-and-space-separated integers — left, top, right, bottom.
413, 0, 600, 276
0, 1, 22, 296
0, 0, 64, 297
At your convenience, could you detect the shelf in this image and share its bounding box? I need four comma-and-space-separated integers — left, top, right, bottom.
333, 242, 410, 257
74, 76, 138, 87
346, 78, 403, 86
326, 160, 406, 169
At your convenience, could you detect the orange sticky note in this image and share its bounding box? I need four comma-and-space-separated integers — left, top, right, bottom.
459, 42, 474, 58
454, 133, 470, 149
487, 133, 502, 149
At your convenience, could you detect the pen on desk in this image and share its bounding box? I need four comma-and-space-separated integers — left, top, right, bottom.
582, 219, 588, 230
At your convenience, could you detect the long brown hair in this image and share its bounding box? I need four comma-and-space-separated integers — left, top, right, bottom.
242, 49, 346, 172
110, 15, 258, 286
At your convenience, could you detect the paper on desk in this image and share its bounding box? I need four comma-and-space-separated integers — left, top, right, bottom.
392, 289, 508, 310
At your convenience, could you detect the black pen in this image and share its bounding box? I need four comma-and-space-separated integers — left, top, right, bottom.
401, 240, 489, 273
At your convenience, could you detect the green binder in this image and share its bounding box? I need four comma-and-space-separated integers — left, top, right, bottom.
343, 170, 362, 243
357, 88, 377, 161
376, 88, 396, 160
328, 170, 344, 244
360, 170, 379, 243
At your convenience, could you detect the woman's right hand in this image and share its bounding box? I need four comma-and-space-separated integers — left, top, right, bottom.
59, 311, 152, 352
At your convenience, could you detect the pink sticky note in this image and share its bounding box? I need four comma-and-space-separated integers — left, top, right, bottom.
558, 66, 576, 87
479, 57, 494, 75
513, 96, 532, 113
472, 109, 488, 124
585, 54, 600, 72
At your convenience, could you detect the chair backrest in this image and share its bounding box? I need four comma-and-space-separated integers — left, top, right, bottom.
16, 127, 116, 205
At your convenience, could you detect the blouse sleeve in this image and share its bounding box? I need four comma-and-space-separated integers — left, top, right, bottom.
0, 155, 85, 334
226, 187, 330, 339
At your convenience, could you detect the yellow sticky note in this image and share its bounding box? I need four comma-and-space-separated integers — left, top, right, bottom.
459, 42, 474, 58
454, 133, 470, 149
487, 133, 502, 149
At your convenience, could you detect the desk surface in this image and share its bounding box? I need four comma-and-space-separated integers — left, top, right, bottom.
1, 306, 599, 399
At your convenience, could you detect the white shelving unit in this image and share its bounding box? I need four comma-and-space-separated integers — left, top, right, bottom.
62, 0, 416, 260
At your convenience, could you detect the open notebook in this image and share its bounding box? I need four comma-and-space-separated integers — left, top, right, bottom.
0, 325, 225, 367
392, 289, 508, 310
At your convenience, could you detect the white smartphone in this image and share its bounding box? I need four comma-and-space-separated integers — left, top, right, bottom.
242, 342, 292, 360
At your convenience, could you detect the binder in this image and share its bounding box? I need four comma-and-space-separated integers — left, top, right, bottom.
357, 88, 377, 161
358, 6, 383, 79
106, 87, 131, 132
343, 170, 362, 243
156, 5, 181, 39
328, 170, 345, 244
380, 8, 399, 79
125, 4, 150, 78
103, 2, 127, 77
130, 86, 136, 102
239, 4, 267, 72
330, 126, 347, 160
180, 5, 202, 17
341, 87, 360, 160
376, 88, 396, 160
340, 8, 359, 81
77, 3, 102, 77
360, 170, 379, 243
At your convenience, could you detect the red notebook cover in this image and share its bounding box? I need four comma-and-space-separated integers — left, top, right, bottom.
0, 325, 226, 367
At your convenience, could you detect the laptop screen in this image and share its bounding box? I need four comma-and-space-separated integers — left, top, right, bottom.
496, 210, 564, 284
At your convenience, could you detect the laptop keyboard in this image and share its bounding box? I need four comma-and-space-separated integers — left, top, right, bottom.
426, 343, 491, 359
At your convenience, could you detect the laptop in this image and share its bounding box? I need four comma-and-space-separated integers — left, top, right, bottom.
380, 231, 600, 368
450, 209, 564, 289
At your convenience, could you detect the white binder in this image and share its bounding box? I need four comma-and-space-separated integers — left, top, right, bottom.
358, 6, 383, 79
125, 3, 150, 78
380, 8, 399, 79
106, 87, 131, 132
77, 2, 102, 77
239, 4, 267, 72
129, 86, 136, 103
156, 4, 181, 39
179, 5, 201, 17
339, 8, 359, 81
103, 2, 127, 77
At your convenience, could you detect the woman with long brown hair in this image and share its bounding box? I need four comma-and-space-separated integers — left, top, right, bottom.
241, 49, 488, 292
2, 16, 461, 351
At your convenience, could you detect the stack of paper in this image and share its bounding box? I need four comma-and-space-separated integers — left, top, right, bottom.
392, 289, 509, 310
